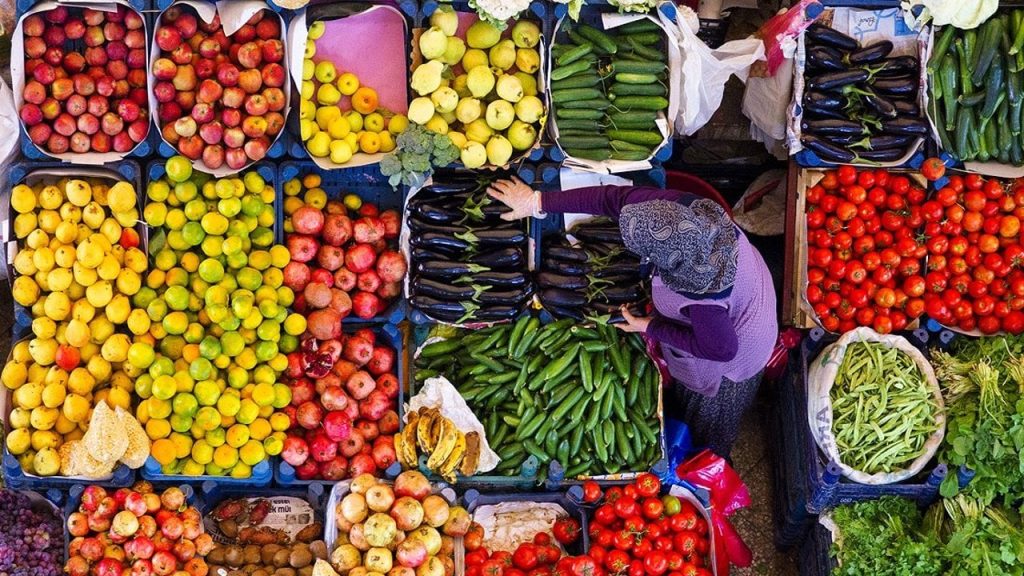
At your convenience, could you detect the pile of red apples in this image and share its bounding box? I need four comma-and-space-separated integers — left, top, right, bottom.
19, 5, 149, 155
152, 7, 286, 170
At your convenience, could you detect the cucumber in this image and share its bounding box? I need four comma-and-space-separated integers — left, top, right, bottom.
609, 82, 667, 96
577, 24, 618, 55
568, 30, 607, 54
605, 119, 658, 130
552, 87, 604, 103
615, 19, 660, 34
564, 148, 612, 161
608, 110, 658, 124
559, 135, 609, 149
610, 60, 667, 75
557, 108, 605, 120
556, 130, 606, 139
556, 44, 593, 66
556, 119, 603, 131
560, 98, 611, 109
615, 73, 660, 84
611, 96, 668, 111
610, 139, 652, 152
551, 60, 594, 81
626, 38, 666, 61
624, 32, 663, 45
551, 74, 602, 91
606, 129, 664, 147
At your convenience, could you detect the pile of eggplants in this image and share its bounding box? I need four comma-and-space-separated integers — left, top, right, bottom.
538, 218, 650, 322
407, 181, 534, 324
800, 23, 929, 163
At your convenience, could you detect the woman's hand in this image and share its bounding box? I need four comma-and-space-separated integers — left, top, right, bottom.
486, 177, 542, 221
616, 305, 651, 333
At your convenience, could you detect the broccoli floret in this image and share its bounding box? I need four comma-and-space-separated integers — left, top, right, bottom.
379, 153, 402, 176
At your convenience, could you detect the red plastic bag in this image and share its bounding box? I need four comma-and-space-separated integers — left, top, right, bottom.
676, 450, 752, 575
756, 0, 823, 76
762, 328, 803, 385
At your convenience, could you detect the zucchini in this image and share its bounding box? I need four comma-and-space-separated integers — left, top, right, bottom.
610, 96, 668, 111
972, 18, 1002, 86
552, 87, 604, 103
610, 60, 667, 75
550, 74, 602, 91
577, 24, 618, 55
609, 83, 666, 96
556, 108, 605, 120
615, 73, 660, 84
556, 44, 593, 66
564, 148, 611, 161
605, 130, 663, 147
557, 135, 609, 149
551, 60, 594, 81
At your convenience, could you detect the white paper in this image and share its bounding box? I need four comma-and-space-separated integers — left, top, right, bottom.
11, 0, 150, 164
202, 496, 316, 545
473, 502, 570, 553
406, 375, 501, 473
149, 0, 289, 177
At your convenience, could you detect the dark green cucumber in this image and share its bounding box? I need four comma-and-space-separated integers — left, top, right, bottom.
623, 32, 662, 45
610, 150, 651, 161
611, 96, 668, 111
610, 60, 667, 75
556, 119, 602, 131
551, 60, 594, 81
605, 119, 658, 131
577, 24, 618, 54
609, 83, 666, 96
550, 74, 602, 91
607, 110, 657, 123
560, 98, 610, 109
614, 73, 660, 84
558, 135, 609, 149
606, 129, 662, 147
557, 108, 605, 120
564, 148, 611, 161
556, 44, 593, 66
610, 139, 652, 152
615, 19, 660, 34
552, 87, 604, 103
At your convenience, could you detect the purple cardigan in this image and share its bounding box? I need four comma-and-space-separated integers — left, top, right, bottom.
541, 186, 739, 362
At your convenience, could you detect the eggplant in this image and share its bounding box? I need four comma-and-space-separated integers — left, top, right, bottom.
881, 117, 929, 136
807, 24, 859, 51
592, 262, 644, 278
804, 90, 845, 110
892, 99, 920, 117
855, 147, 908, 162
847, 134, 914, 150
860, 89, 898, 119
586, 300, 647, 315
546, 245, 589, 262
545, 304, 586, 321
801, 134, 857, 163
461, 271, 530, 289
411, 201, 461, 224
415, 260, 493, 280
802, 118, 867, 137
871, 55, 919, 77
591, 285, 643, 304
539, 288, 588, 308
803, 107, 850, 121
410, 232, 472, 252
407, 217, 466, 235
469, 228, 528, 247
537, 272, 589, 290
872, 76, 917, 97
412, 296, 521, 322
807, 69, 869, 91
413, 279, 532, 305
572, 227, 623, 244
848, 40, 893, 65
807, 45, 845, 71
471, 247, 524, 268
480, 201, 513, 218
543, 258, 590, 275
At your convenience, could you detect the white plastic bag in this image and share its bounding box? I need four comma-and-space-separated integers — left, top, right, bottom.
807, 327, 946, 485
662, 5, 764, 136
742, 57, 793, 158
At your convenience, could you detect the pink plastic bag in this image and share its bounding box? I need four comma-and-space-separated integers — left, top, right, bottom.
756, 0, 823, 76
676, 451, 753, 575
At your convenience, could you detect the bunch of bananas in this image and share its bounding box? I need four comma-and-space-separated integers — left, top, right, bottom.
395, 407, 480, 482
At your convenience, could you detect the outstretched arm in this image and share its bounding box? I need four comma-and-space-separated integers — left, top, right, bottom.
541, 185, 687, 218
646, 306, 739, 362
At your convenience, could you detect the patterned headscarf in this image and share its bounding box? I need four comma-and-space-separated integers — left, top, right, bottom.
618, 199, 739, 296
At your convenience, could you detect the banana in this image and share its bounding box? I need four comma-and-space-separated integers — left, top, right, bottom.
398, 410, 419, 468
460, 431, 480, 477
437, 431, 466, 483
416, 408, 437, 453
427, 410, 443, 451
427, 417, 459, 471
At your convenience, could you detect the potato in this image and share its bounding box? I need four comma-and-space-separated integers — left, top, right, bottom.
308, 540, 328, 560
220, 519, 239, 538
262, 544, 283, 565
225, 545, 245, 567
289, 546, 313, 569
273, 549, 291, 568
207, 547, 226, 565
244, 545, 262, 565
296, 523, 323, 543
274, 569, 297, 576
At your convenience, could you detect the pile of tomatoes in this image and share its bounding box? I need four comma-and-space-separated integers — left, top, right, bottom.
921, 172, 1024, 334
804, 165, 929, 333
582, 475, 712, 576
465, 518, 583, 576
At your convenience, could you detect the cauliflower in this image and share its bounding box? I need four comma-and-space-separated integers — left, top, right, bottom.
608, 0, 656, 13
468, 0, 532, 30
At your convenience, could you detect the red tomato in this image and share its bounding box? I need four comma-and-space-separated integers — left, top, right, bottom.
980, 315, 1001, 334
828, 260, 847, 280
469, 567, 484, 576
493, 552, 514, 567
483, 560, 506, 576
846, 218, 866, 238
634, 473, 661, 498
873, 315, 893, 334
467, 551, 491, 567
466, 524, 486, 551
513, 545, 540, 570
641, 498, 664, 520
605, 550, 630, 574
614, 497, 639, 520
921, 157, 946, 181
623, 485, 638, 500
854, 236, 876, 255
1001, 215, 1021, 238
806, 184, 824, 205
596, 529, 614, 549
837, 166, 857, 186
845, 262, 867, 283
643, 552, 668, 576
973, 296, 996, 316
902, 276, 926, 297
965, 190, 987, 212
822, 315, 840, 332
508, 569, 528, 576
888, 175, 910, 195
907, 186, 926, 205
665, 553, 684, 572
571, 557, 600, 576
936, 186, 959, 206
836, 201, 858, 221
872, 266, 893, 285
844, 184, 867, 204
669, 510, 698, 533
881, 211, 905, 231
594, 505, 617, 526
867, 186, 888, 206
588, 547, 607, 568
535, 533, 553, 546
964, 211, 984, 232
856, 307, 876, 326
858, 202, 877, 221
898, 258, 921, 277
1004, 311, 1024, 334
629, 561, 645, 576
984, 178, 1004, 199
605, 488, 623, 504
891, 310, 908, 331
875, 288, 897, 308
553, 519, 581, 545
905, 298, 925, 319
623, 516, 646, 535
646, 522, 664, 539
633, 538, 653, 558
582, 481, 603, 504
613, 531, 634, 551
966, 174, 984, 191
921, 201, 944, 222
849, 288, 870, 308
673, 531, 699, 555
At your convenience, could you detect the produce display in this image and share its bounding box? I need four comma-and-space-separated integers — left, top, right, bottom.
205, 496, 328, 573
409, 9, 545, 168
283, 173, 406, 321
18, 5, 150, 155
464, 517, 582, 575
921, 172, 1024, 334
414, 316, 661, 479
152, 7, 286, 170
395, 407, 481, 482
829, 341, 941, 474
799, 23, 928, 164
325, 471, 467, 576
828, 496, 947, 576
0, 488, 63, 576
4, 173, 149, 477
64, 483, 213, 576
538, 218, 649, 321
550, 19, 669, 162
803, 165, 927, 333
132, 157, 294, 478
928, 14, 1024, 166
280, 327, 400, 481
298, 20, 406, 165
406, 179, 533, 324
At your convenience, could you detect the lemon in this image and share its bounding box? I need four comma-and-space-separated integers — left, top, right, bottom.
205, 426, 226, 448
148, 397, 173, 420
217, 393, 241, 417
195, 406, 222, 432
213, 444, 239, 469
191, 440, 214, 465
5, 428, 31, 455
225, 424, 249, 448
41, 383, 66, 408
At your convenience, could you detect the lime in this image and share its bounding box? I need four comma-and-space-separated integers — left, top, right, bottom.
148, 356, 175, 379
262, 268, 284, 289
222, 236, 243, 255
254, 341, 278, 363
132, 286, 158, 309
194, 380, 220, 406
198, 259, 225, 283
173, 371, 194, 394
170, 413, 193, 433
243, 172, 265, 194
205, 427, 226, 448
277, 287, 295, 307
251, 228, 274, 248
224, 251, 246, 270
215, 445, 240, 470
257, 209, 275, 228
165, 285, 190, 311
214, 179, 235, 199
166, 230, 189, 251
217, 393, 241, 417
189, 357, 214, 381
152, 375, 178, 400
172, 393, 199, 417
165, 156, 193, 183
220, 332, 245, 357
158, 335, 186, 359
206, 305, 229, 325
227, 220, 250, 239
166, 267, 189, 286
174, 181, 198, 203
242, 309, 263, 330
248, 251, 271, 271
251, 382, 275, 407
236, 268, 263, 291
235, 349, 257, 370
253, 365, 276, 385
148, 397, 173, 419
162, 311, 188, 335
279, 334, 298, 353
218, 197, 242, 218
219, 315, 241, 332
144, 203, 168, 227
184, 199, 207, 221
198, 336, 221, 360
128, 342, 156, 369
263, 433, 284, 456
205, 286, 230, 307
154, 250, 177, 271
256, 320, 280, 342
236, 399, 259, 424
272, 384, 292, 409
165, 209, 187, 230
134, 374, 154, 398
227, 366, 249, 389
239, 440, 265, 466
191, 440, 214, 465
195, 406, 221, 431
183, 322, 203, 344
148, 180, 171, 201
181, 222, 206, 246
225, 424, 249, 448
240, 195, 265, 218
283, 313, 307, 336
231, 292, 255, 319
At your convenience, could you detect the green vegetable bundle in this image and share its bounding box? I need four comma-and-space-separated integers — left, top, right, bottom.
930, 336, 1024, 506
929, 12, 1024, 165
414, 315, 662, 483
925, 495, 1024, 576
831, 342, 942, 475
830, 496, 948, 576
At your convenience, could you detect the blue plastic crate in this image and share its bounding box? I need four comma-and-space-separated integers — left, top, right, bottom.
2, 452, 134, 491
276, 322, 407, 486
269, 0, 418, 19
769, 328, 971, 548
278, 160, 407, 325
463, 486, 592, 553
141, 455, 274, 486
151, 0, 288, 13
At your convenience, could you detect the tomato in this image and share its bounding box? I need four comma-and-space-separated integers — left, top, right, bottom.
553, 519, 581, 545
493, 552, 514, 567
867, 186, 888, 206
643, 552, 668, 576
921, 201, 943, 222
855, 307, 875, 326
898, 258, 921, 277
614, 497, 639, 520
483, 560, 506, 576
605, 488, 623, 503
1001, 215, 1021, 238
974, 265, 996, 284
672, 531, 699, 555
853, 236, 875, 255
843, 184, 866, 204
822, 315, 840, 332
1006, 244, 1024, 266
926, 297, 950, 321
827, 260, 847, 280
837, 166, 858, 186
623, 516, 646, 535
983, 178, 1004, 199
847, 218, 867, 238
508, 568, 528, 576
872, 266, 893, 284
873, 314, 893, 334
905, 206, 924, 229
669, 510, 698, 533
469, 566, 484, 576
845, 262, 867, 283
646, 522, 664, 539
528, 567, 552, 576
966, 174, 984, 190
1004, 311, 1024, 334
467, 551, 491, 567
926, 271, 948, 293
466, 523, 486, 551
874, 169, 891, 188
513, 545, 540, 570
613, 531, 634, 551
980, 315, 1001, 334
629, 560, 645, 576
535, 533, 553, 546
588, 547, 607, 568
895, 237, 919, 259
874, 287, 896, 308
901, 275, 925, 298
881, 211, 905, 231
858, 202, 877, 221
921, 157, 946, 181
947, 174, 964, 192
633, 538, 653, 558
641, 498, 664, 520
806, 184, 824, 205
874, 230, 893, 248
936, 186, 958, 207
665, 553, 684, 572
836, 201, 858, 221
631, 473, 660, 498
596, 529, 615, 548
978, 234, 1000, 254
605, 550, 630, 574
973, 296, 996, 316
582, 481, 603, 504
594, 505, 617, 526
964, 190, 986, 212
964, 211, 984, 232
623, 485, 639, 500
927, 235, 948, 255
907, 186, 926, 205
848, 288, 869, 308
906, 297, 925, 319
572, 557, 600, 576
889, 175, 911, 195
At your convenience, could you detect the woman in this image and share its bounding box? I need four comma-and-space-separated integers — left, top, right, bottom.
487, 177, 778, 456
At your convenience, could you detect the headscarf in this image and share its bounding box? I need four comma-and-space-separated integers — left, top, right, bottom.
618, 198, 739, 296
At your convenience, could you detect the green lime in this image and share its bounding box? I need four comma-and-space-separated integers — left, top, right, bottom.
191, 440, 214, 465
248, 251, 271, 271
191, 278, 210, 297
253, 365, 276, 385
181, 222, 206, 246
160, 462, 180, 476
222, 236, 244, 255
262, 268, 283, 289
220, 331, 245, 356
243, 172, 265, 193
198, 336, 221, 359
205, 286, 229, 307
201, 236, 224, 258
162, 311, 189, 335
234, 268, 261, 291
194, 380, 220, 406
128, 342, 156, 369
240, 214, 258, 232
183, 322, 204, 343
195, 406, 221, 431
202, 213, 229, 235
170, 413, 193, 434
198, 259, 225, 283
214, 179, 235, 199
165, 156, 193, 184
165, 285, 190, 311
236, 400, 259, 424
166, 230, 189, 251
277, 287, 295, 307
240, 195, 265, 217
218, 197, 242, 218
189, 357, 213, 381
154, 250, 177, 271
148, 356, 175, 379
207, 305, 228, 324
251, 227, 274, 248
134, 374, 153, 398
148, 180, 171, 201
174, 181, 198, 202
152, 375, 178, 400
258, 300, 280, 319
279, 334, 298, 353
147, 298, 168, 322
227, 220, 250, 239
132, 286, 158, 309
254, 341, 278, 362
231, 292, 254, 319
184, 199, 207, 221
256, 320, 280, 342
219, 315, 241, 332
225, 251, 248, 270
172, 393, 199, 417
165, 209, 186, 230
